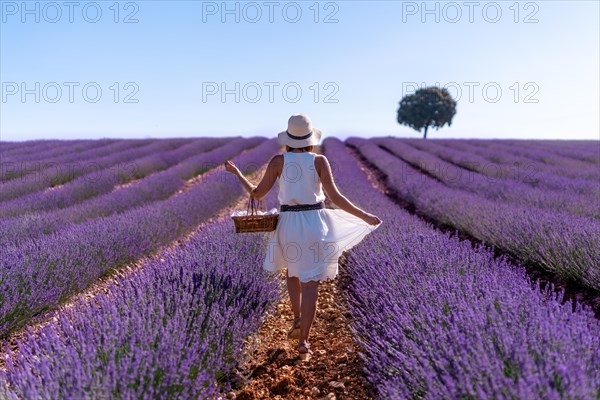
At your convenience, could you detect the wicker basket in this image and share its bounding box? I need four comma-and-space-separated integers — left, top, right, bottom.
232, 196, 278, 233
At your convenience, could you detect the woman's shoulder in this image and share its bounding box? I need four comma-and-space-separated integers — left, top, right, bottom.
313, 153, 328, 163
313, 154, 330, 175
270, 154, 284, 165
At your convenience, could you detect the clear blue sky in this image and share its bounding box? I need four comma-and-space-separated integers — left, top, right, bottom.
1, 0, 598, 141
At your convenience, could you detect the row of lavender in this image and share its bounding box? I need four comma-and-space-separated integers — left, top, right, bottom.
0, 138, 233, 216
0, 136, 253, 188
0, 139, 117, 164
441, 139, 599, 182
403, 139, 599, 197
0, 138, 280, 337
2, 140, 96, 162
0, 192, 282, 398
0, 139, 160, 184
473, 139, 600, 168
1, 139, 121, 169
348, 137, 600, 291
374, 138, 598, 218
0, 139, 192, 202
0, 138, 261, 247
0, 138, 110, 154
323, 138, 600, 399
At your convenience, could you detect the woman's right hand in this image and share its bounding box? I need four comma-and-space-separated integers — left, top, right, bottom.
362, 212, 382, 226
224, 160, 240, 175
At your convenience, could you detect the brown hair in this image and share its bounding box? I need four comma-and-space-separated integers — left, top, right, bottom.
285, 145, 314, 153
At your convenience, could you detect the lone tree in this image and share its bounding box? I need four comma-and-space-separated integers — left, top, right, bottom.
397, 87, 457, 139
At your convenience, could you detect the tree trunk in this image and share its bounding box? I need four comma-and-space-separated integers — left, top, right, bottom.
423, 126, 428, 139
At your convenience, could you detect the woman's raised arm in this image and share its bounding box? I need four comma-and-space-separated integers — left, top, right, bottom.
224, 155, 283, 200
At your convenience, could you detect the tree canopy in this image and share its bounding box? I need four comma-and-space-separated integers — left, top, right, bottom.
397, 87, 457, 139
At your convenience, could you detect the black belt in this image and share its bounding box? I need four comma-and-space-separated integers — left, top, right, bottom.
280, 201, 325, 212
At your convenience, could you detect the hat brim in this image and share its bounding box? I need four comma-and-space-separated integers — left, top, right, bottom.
277, 128, 322, 148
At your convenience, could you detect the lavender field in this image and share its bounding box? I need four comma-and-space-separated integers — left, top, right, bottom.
0, 137, 599, 399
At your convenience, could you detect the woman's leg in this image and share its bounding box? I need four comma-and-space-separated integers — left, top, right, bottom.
299, 280, 319, 342
287, 271, 301, 320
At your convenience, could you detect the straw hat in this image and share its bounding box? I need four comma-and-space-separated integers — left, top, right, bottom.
277, 114, 322, 148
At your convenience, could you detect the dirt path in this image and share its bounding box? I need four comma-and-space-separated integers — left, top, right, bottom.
225, 264, 373, 400
225, 146, 373, 400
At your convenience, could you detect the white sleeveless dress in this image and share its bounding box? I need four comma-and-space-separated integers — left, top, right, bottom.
262, 151, 381, 282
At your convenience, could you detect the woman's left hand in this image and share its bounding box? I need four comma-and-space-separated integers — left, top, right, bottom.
224, 160, 240, 175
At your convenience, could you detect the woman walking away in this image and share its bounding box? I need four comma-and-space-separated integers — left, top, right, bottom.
224, 114, 382, 360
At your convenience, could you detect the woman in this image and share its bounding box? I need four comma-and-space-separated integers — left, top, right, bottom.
224, 114, 382, 360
